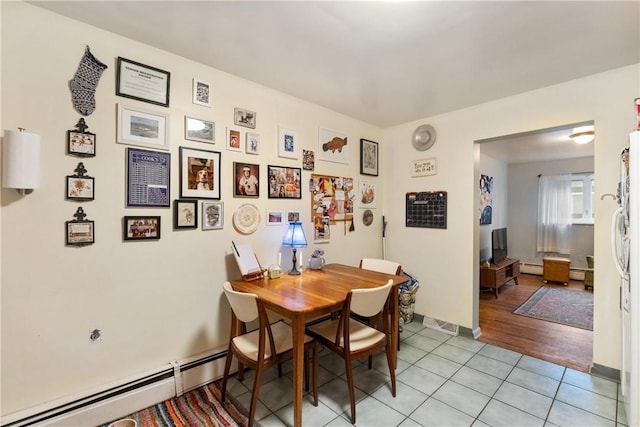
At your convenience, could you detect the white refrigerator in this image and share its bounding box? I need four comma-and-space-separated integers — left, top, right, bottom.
614, 131, 639, 426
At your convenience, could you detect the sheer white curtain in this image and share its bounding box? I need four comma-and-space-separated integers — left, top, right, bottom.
537, 174, 572, 254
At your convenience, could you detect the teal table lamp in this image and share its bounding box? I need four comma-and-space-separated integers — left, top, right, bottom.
282, 221, 307, 275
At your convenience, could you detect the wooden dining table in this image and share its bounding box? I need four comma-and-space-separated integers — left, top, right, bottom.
229, 263, 408, 427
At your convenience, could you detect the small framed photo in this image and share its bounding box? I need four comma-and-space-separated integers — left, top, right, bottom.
123, 216, 161, 241
179, 147, 222, 199
234, 162, 260, 198
246, 132, 260, 154
174, 199, 198, 229
302, 149, 315, 171
116, 57, 170, 107
192, 78, 211, 107
66, 175, 94, 201
359, 180, 378, 209
277, 126, 299, 159
117, 103, 169, 150
268, 165, 302, 199
67, 118, 96, 157
66, 207, 95, 246
360, 139, 379, 176
267, 210, 285, 226
202, 201, 224, 230
287, 211, 301, 222
185, 116, 215, 144
234, 107, 256, 129
227, 128, 242, 152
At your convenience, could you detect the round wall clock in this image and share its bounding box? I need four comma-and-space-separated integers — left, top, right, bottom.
411, 124, 436, 151
233, 203, 260, 234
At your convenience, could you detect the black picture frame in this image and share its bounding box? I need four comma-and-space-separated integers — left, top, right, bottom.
360, 138, 379, 176
116, 57, 170, 107
66, 175, 95, 201
65, 220, 95, 246
234, 162, 260, 198
174, 199, 198, 229
67, 129, 96, 157
179, 147, 221, 199
267, 165, 302, 199
126, 148, 170, 207
123, 216, 161, 241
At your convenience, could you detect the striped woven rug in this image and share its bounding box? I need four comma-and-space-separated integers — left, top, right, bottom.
102, 381, 254, 427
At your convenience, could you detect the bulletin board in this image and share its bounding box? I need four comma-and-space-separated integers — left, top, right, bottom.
406, 191, 447, 229
310, 173, 355, 229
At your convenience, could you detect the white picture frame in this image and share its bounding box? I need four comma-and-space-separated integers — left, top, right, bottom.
185, 116, 215, 144
246, 132, 260, 155
318, 126, 349, 164
117, 104, 169, 150
266, 210, 285, 226
359, 180, 377, 209
192, 78, 211, 107
277, 126, 299, 159
202, 201, 224, 230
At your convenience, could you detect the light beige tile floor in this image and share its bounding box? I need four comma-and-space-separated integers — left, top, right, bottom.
225, 320, 627, 427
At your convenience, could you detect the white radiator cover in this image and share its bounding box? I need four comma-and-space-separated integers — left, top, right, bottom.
1, 346, 228, 427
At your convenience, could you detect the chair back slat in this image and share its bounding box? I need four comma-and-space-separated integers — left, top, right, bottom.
350, 280, 393, 318
359, 258, 402, 275
223, 281, 259, 323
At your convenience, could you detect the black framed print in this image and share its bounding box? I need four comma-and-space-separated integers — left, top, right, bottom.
360, 138, 378, 176
267, 165, 302, 199
179, 147, 221, 199
65, 207, 94, 246
67, 118, 95, 157
116, 57, 170, 107
123, 216, 161, 240
174, 199, 198, 229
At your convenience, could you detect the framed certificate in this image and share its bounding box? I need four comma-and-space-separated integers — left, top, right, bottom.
116, 57, 171, 107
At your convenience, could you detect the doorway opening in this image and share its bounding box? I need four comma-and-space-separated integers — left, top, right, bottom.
474, 122, 595, 372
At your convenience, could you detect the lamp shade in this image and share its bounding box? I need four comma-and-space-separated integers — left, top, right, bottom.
2, 129, 41, 191
282, 221, 307, 248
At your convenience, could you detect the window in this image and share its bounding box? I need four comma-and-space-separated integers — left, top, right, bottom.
571, 173, 594, 224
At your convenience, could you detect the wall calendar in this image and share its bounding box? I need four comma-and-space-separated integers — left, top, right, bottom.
405, 191, 447, 229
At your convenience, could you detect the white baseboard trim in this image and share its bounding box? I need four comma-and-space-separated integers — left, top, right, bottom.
2, 346, 229, 427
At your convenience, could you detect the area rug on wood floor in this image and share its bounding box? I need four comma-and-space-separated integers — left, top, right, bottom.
513, 287, 593, 330
101, 381, 255, 427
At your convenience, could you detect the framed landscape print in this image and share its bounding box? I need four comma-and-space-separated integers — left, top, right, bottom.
179, 147, 221, 199
117, 104, 169, 150
268, 165, 301, 199
360, 138, 378, 176
185, 116, 215, 144
266, 210, 285, 226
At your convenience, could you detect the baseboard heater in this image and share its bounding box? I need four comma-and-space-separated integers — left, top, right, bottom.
1, 346, 229, 427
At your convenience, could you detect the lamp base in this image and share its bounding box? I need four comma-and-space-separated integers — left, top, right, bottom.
288, 248, 302, 275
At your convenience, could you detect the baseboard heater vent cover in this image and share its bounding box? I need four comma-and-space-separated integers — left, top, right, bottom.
423, 316, 459, 336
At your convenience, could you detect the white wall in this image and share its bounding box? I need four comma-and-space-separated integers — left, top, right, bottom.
384, 64, 639, 370
478, 153, 508, 263
507, 157, 595, 268
1, 2, 383, 415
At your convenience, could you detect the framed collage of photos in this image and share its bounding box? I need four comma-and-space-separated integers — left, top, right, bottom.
268, 165, 301, 199
123, 216, 161, 240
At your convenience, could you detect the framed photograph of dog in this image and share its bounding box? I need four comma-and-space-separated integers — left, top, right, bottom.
179, 147, 221, 199
174, 199, 198, 229
123, 216, 161, 241
234, 107, 256, 129
202, 201, 223, 230
185, 116, 215, 144
234, 162, 260, 198
267, 165, 302, 199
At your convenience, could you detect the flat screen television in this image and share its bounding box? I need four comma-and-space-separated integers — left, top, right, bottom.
491, 227, 508, 264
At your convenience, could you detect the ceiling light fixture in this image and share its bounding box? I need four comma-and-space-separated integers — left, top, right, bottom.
569, 127, 595, 144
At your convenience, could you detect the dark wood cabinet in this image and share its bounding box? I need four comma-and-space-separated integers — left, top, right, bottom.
480, 258, 520, 298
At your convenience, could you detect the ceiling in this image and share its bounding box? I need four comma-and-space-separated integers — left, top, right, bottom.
29, 1, 639, 162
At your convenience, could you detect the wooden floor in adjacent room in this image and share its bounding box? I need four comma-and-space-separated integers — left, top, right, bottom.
478, 273, 593, 373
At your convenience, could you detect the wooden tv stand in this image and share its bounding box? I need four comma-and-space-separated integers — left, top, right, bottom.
480, 258, 520, 298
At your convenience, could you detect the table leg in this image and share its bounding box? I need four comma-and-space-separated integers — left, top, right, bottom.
390, 287, 399, 368
291, 315, 304, 427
